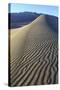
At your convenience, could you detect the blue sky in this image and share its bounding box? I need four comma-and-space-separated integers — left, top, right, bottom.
8, 3, 58, 16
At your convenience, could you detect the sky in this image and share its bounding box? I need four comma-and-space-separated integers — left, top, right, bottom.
8, 3, 58, 16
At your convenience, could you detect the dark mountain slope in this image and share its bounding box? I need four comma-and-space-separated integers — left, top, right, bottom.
8, 12, 40, 29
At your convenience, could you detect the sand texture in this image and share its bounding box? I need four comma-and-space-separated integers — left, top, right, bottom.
9, 15, 58, 86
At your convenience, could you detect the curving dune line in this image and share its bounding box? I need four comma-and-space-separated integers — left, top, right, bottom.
9, 15, 58, 86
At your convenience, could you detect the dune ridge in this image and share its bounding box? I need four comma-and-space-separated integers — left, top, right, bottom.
9, 15, 58, 86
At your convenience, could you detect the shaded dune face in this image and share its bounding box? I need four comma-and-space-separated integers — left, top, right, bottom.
9, 15, 58, 86
45, 15, 58, 33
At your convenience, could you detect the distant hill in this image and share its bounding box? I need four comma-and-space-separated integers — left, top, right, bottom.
8, 12, 58, 33
8, 12, 40, 29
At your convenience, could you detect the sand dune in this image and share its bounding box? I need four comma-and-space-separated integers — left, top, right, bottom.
9, 15, 58, 86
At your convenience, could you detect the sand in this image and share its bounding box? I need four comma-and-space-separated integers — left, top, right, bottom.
9, 15, 58, 86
